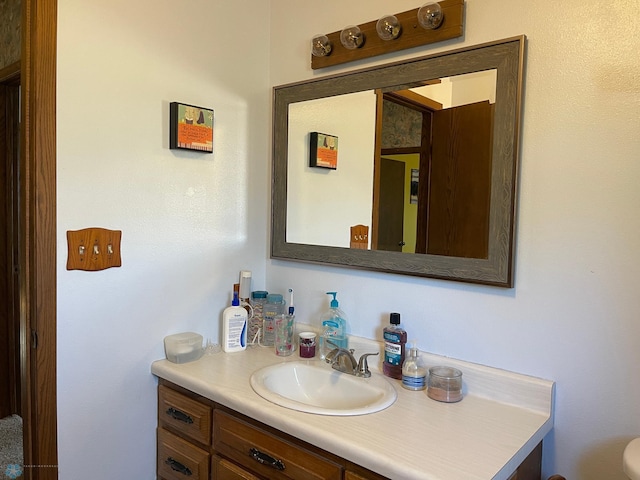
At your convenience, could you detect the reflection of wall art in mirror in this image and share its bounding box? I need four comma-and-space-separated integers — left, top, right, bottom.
309, 132, 338, 169
410, 169, 419, 205
273, 36, 526, 287
169, 102, 214, 153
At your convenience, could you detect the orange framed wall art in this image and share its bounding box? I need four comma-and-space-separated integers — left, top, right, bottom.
170, 102, 214, 153
309, 132, 338, 169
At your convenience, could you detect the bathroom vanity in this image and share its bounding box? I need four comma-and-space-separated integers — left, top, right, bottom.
152, 338, 554, 480
157, 379, 390, 480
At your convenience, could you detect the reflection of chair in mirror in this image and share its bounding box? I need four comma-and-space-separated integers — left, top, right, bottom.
350, 225, 369, 249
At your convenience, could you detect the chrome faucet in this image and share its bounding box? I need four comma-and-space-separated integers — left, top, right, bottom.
325, 341, 379, 378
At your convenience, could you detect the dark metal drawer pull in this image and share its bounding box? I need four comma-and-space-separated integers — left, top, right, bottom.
166, 407, 194, 424
165, 457, 192, 476
249, 447, 286, 471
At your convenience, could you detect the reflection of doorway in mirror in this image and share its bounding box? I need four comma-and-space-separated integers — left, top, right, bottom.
427, 101, 492, 258
377, 158, 405, 253
375, 69, 496, 259
377, 155, 419, 254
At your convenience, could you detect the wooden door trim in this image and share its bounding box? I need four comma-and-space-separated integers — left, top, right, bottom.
0, 62, 22, 419
21, 0, 58, 478
0, 62, 20, 82
371, 90, 383, 250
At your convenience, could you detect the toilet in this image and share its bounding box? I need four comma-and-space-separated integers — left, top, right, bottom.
624, 438, 640, 479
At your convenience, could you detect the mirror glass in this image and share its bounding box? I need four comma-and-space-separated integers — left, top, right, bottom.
272, 37, 525, 287
287, 69, 497, 258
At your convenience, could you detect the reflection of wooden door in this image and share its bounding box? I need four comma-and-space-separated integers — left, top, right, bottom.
377, 158, 405, 252
426, 101, 493, 258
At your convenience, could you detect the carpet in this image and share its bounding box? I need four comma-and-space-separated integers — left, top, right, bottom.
0, 415, 23, 479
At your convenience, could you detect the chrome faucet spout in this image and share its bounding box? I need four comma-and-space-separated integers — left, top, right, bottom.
356, 352, 379, 378
325, 346, 379, 378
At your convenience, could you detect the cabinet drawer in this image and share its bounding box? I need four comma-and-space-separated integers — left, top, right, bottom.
345, 470, 389, 480
212, 455, 261, 480
158, 427, 210, 480
159, 384, 212, 446
213, 410, 342, 480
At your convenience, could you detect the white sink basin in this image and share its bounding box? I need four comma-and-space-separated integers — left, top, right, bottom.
250, 361, 397, 416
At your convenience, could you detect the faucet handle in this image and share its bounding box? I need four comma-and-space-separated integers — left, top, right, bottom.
356, 352, 379, 378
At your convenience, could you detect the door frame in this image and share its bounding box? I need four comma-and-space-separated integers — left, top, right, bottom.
0, 62, 21, 420
373, 90, 432, 254
20, 0, 58, 478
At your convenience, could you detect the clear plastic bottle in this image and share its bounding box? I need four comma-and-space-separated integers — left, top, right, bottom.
402, 344, 426, 390
383, 312, 407, 380
239, 270, 252, 306
249, 290, 268, 345
263, 293, 285, 347
319, 292, 348, 359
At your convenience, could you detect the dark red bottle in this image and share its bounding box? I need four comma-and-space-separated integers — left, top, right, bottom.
382, 313, 407, 380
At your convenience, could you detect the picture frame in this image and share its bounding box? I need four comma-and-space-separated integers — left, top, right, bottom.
309, 132, 338, 169
410, 168, 419, 204
170, 102, 214, 153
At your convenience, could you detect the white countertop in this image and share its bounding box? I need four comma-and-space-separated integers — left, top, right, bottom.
151, 336, 554, 480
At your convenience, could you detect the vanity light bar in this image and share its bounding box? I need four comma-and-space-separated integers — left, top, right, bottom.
310, 0, 464, 70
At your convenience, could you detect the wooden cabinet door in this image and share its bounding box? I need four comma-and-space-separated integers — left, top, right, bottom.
345, 464, 389, 480
158, 427, 210, 480
159, 384, 212, 446
213, 410, 342, 480
212, 455, 260, 480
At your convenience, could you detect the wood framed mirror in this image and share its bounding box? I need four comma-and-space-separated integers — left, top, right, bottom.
271, 36, 525, 287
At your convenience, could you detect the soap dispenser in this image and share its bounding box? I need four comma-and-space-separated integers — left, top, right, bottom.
402, 343, 426, 390
319, 292, 348, 359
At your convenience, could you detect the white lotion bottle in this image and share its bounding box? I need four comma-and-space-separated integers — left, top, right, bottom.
222, 291, 248, 352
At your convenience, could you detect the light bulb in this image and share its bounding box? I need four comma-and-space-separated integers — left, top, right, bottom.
311, 34, 332, 57
417, 2, 444, 30
376, 15, 401, 41
340, 25, 364, 50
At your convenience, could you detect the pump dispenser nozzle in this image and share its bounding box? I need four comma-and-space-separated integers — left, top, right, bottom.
326, 291, 339, 308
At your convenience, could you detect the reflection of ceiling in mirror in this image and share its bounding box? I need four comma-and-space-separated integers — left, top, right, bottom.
410, 70, 497, 109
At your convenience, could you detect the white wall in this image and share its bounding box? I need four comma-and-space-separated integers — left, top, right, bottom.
54, 1, 640, 478
416, 70, 497, 108
287, 92, 375, 247
268, 1, 640, 479
56, 1, 270, 478
449, 70, 496, 106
